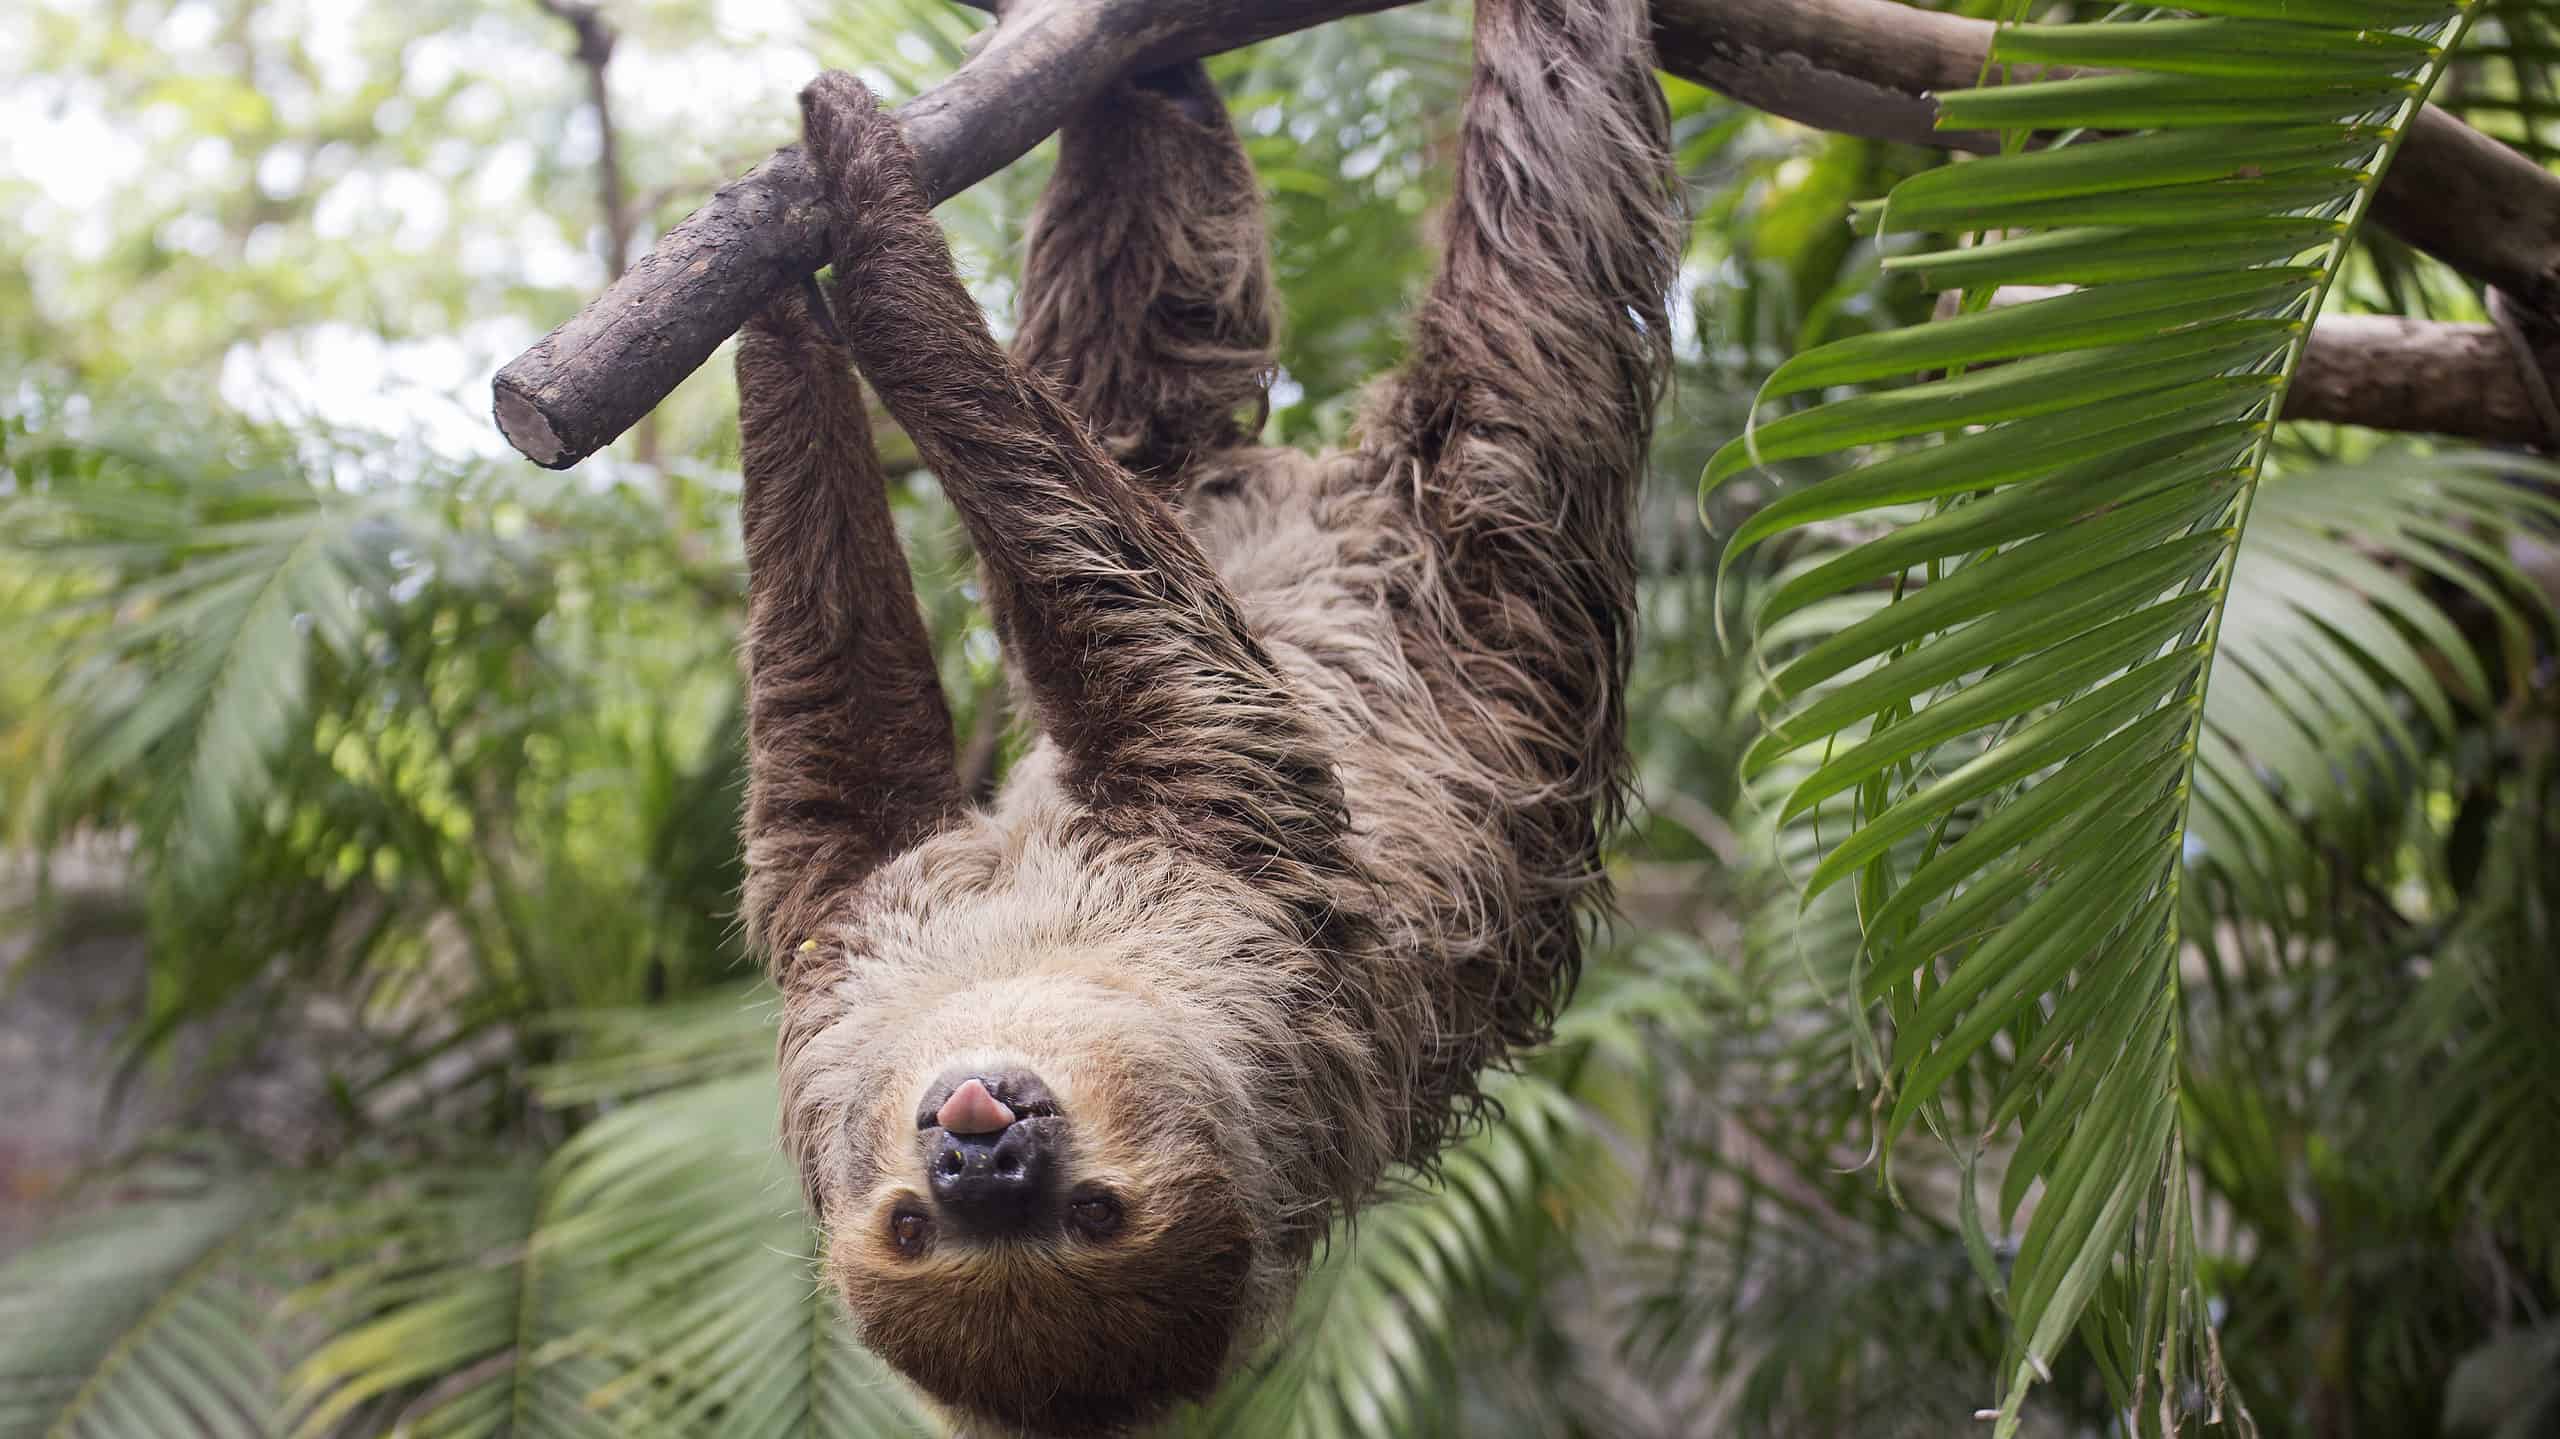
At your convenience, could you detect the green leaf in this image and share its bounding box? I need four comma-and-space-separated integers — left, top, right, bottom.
1752, 429, 2251, 632
2192, 451, 2560, 889
1992, 19, 2440, 77
1760, 274, 2308, 395
1778, 593, 2216, 819
1729, 322, 2293, 478
1884, 220, 2342, 290
2164, 0, 2455, 21
0, 1164, 284, 1439
1879, 127, 2382, 215
1764, 518, 2230, 701
1714, 2, 2481, 1428
1937, 73, 2420, 131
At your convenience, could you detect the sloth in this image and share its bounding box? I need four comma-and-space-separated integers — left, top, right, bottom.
731, 0, 1679, 1432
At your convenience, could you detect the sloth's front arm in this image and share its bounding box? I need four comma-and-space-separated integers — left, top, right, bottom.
789, 73, 1360, 933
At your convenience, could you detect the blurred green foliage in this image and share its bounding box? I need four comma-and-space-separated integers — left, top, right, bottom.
3, 2, 2558, 1437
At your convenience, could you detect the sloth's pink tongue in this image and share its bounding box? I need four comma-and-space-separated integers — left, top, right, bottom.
937, 1078, 1015, 1134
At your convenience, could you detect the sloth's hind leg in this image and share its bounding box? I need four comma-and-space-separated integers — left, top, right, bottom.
1013, 60, 1277, 501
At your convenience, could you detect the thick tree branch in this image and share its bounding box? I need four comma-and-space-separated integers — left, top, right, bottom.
1650, 0, 1984, 152
2378, 110, 2560, 322
492, 0, 1398, 467
1648, 0, 2560, 322
533, 0, 661, 471
493, 0, 2560, 468
2289, 314, 2558, 447
1954, 288, 2560, 448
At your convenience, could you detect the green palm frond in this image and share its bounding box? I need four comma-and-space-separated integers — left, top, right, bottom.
2176, 736, 2560, 1431
284, 999, 926, 1439
531, 985, 775, 1108
2191, 451, 2560, 908
0, 1159, 284, 1439
1709, 5, 2485, 1429
4, 434, 380, 893
2381, 757, 2560, 1266
1632, 797, 2090, 1436
6, 407, 757, 1033
0, 946, 1709, 1439
1638, 1130, 2053, 1439
1171, 937, 1709, 1439
524, 1072, 927, 1439
280, 1165, 552, 1439
1179, 1073, 1596, 1439
293, 968, 1681, 1439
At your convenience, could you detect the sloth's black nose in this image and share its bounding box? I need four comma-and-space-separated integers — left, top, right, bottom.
927, 1123, 1050, 1232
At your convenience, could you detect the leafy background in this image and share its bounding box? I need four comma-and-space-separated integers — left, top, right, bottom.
3, 1, 2558, 1436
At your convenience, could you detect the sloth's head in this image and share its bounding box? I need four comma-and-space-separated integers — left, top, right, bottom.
791, 967, 1275, 1437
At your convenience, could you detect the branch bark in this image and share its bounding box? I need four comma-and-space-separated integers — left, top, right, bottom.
533, 0, 660, 470
493, 0, 2560, 468
1953, 288, 2560, 448
2289, 314, 2557, 447
1647, 0, 2560, 322
492, 0, 1399, 467
1650, 0, 1984, 152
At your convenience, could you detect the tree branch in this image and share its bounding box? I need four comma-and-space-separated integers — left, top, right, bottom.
2289, 314, 2558, 447
533, 0, 660, 470
493, 0, 2560, 468
1648, 0, 2560, 322
1650, 0, 1983, 152
492, 0, 1399, 467
1953, 288, 2560, 448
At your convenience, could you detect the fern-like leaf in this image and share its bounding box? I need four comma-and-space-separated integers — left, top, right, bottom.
0, 1162, 283, 1439
1710, 5, 2484, 1429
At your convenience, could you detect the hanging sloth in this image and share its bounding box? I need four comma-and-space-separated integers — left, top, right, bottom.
732, 0, 1680, 1431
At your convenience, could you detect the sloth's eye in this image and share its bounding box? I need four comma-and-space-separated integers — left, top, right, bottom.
890, 1208, 932, 1255
1068, 1195, 1124, 1240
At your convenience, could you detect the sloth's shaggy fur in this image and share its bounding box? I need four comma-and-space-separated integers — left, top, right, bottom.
734, 3, 1680, 1433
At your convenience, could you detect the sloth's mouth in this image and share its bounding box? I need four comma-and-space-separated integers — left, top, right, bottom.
914, 1070, 1063, 1131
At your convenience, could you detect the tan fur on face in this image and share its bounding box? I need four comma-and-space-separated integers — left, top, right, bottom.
832, 1151, 1253, 1437
743, 4, 1680, 1430
775, 803, 1339, 1434
777, 775, 1374, 1348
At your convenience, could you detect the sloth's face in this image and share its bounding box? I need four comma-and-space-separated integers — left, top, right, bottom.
812, 986, 1261, 1437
